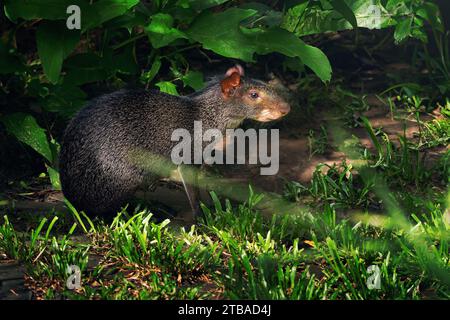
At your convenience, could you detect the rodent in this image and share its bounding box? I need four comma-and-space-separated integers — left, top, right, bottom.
59, 65, 290, 221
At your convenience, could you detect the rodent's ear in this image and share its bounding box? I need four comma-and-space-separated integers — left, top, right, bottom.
225, 64, 244, 77
220, 72, 241, 98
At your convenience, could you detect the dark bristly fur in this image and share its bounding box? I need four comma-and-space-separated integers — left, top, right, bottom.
60, 68, 290, 217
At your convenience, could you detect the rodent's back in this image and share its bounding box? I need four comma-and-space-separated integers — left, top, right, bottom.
59, 89, 199, 215
65, 89, 198, 154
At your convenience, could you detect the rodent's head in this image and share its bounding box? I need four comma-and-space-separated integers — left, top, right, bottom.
220, 65, 291, 122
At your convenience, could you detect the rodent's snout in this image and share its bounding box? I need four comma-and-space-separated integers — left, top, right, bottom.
253, 100, 291, 122
278, 101, 290, 116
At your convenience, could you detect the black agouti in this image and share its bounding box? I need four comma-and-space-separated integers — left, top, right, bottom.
59, 65, 290, 221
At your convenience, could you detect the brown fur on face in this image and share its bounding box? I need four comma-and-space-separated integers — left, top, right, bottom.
241, 86, 290, 122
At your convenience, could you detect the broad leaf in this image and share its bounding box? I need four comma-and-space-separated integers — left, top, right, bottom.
4, 0, 85, 21
182, 71, 204, 90
37, 21, 80, 84
83, 0, 140, 31
188, 8, 331, 82
156, 82, 179, 96
247, 27, 332, 82
1, 113, 53, 163
394, 17, 413, 43
186, 8, 258, 61
145, 13, 187, 49
40, 83, 87, 118
5, 0, 139, 32
176, 0, 230, 11
63, 53, 111, 85
330, 0, 358, 28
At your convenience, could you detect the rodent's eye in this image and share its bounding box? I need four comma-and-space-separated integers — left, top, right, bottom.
249, 92, 259, 99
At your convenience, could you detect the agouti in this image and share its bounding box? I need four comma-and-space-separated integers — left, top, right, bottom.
59, 65, 290, 221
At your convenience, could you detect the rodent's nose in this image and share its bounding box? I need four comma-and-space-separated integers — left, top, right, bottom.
279, 103, 290, 115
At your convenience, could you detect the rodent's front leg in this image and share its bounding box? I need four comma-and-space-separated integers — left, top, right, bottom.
176, 165, 201, 224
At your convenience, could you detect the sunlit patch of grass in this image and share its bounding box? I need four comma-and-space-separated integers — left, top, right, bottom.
284, 161, 375, 209
1, 188, 449, 299
417, 118, 450, 149
308, 125, 329, 158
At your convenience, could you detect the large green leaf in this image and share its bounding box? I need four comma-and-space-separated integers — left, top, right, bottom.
39, 83, 87, 118
182, 71, 204, 90
330, 0, 357, 28
103, 46, 139, 75
394, 17, 413, 43
145, 13, 187, 49
82, 0, 140, 31
4, 0, 139, 31
187, 8, 331, 82
63, 53, 111, 85
36, 21, 80, 84
1, 113, 53, 163
248, 27, 332, 82
4, 0, 84, 21
186, 8, 258, 61
177, 0, 230, 11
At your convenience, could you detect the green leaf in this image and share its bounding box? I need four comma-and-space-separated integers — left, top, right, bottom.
145, 13, 187, 49
141, 57, 162, 84
63, 53, 110, 86
186, 8, 258, 61
156, 82, 179, 96
394, 17, 413, 43
46, 165, 61, 190
248, 27, 332, 82
182, 71, 204, 90
281, 2, 309, 32
4, 0, 139, 31
187, 9, 331, 82
40, 83, 87, 118
239, 2, 283, 27
330, 0, 358, 28
186, 0, 230, 11
83, 0, 140, 31
1, 113, 53, 163
103, 46, 139, 75
37, 21, 80, 84
4, 0, 84, 21
416, 3, 444, 33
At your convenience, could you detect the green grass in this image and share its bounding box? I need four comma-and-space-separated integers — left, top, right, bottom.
1, 183, 449, 299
